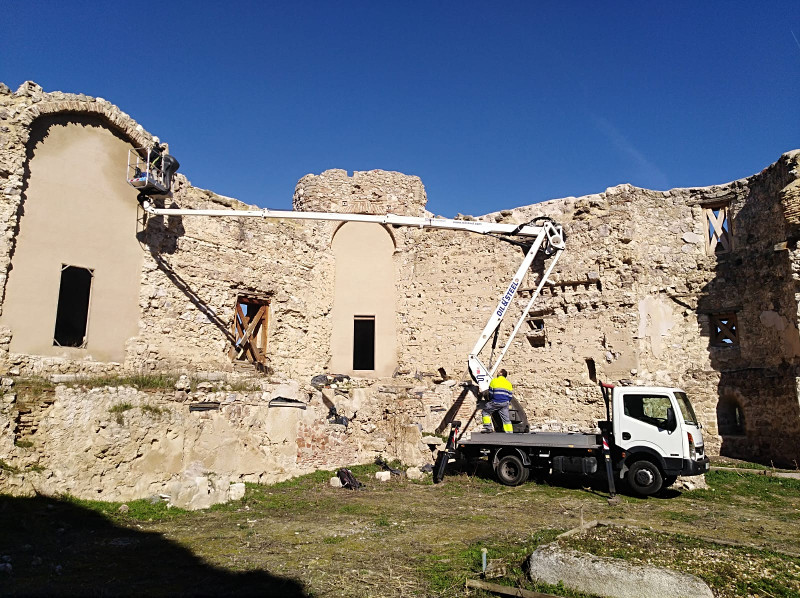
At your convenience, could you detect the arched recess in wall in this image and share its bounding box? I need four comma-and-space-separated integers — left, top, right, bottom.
330, 222, 397, 377
0, 114, 143, 362
716, 395, 746, 437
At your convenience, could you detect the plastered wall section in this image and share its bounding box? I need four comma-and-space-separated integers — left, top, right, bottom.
0, 116, 143, 363
330, 222, 397, 377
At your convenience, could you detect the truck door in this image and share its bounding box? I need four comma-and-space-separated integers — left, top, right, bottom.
616, 392, 684, 461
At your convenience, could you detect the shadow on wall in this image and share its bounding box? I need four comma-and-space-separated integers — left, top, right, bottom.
698, 163, 800, 467
0, 494, 308, 597
137, 209, 237, 346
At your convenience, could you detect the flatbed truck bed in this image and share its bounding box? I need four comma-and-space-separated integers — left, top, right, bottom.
458, 431, 601, 449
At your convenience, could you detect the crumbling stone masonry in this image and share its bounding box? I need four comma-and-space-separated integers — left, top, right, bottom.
1, 81, 799, 507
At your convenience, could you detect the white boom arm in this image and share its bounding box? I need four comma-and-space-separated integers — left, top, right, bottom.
140, 200, 564, 392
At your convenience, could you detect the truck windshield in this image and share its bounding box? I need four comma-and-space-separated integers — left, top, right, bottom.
675, 392, 698, 426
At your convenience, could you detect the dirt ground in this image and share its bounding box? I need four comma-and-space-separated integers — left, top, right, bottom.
2, 462, 799, 597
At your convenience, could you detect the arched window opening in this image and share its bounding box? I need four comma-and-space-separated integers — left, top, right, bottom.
717, 397, 745, 436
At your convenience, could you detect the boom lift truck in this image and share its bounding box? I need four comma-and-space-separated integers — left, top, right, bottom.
128, 150, 709, 497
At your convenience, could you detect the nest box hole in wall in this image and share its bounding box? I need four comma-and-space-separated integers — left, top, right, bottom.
585, 358, 597, 382
353, 316, 375, 370
53, 265, 93, 348
526, 318, 546, 347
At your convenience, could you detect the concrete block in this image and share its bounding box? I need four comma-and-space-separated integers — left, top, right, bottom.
228, 482, 246, 501
375, 471, 391, 482
406, 467, 424, 480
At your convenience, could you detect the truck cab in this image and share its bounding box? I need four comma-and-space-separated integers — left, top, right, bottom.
608, 384, 709, 495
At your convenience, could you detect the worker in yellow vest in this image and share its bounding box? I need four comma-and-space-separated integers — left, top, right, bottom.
482, 369, 514, 433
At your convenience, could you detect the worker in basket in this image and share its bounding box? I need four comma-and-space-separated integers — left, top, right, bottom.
482, 369, 514, 433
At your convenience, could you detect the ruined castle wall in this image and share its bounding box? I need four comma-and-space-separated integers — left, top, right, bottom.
132, 185, 338, 378
392, 152, 800, 464
2, 81, 800, 509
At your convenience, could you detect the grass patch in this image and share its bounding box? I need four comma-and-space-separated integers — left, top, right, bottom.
109, 402, 134, 424
422, 530, 573, 596
711, 455, 799, 472
338, 503, 370, 515
0, 459, 20, 473
693, 470, 800, 505
226, 379, 262, 392
140, 404, 164, 416
14, 439, 34, 449
0, 459, 43, 474
62, 494, 186, 522
3, 463, 800, 597
322, 535, 345, 544
663, 510, 700, 523
71, 373, 179, 391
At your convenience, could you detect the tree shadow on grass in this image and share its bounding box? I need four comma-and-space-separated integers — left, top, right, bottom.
0, 494, 308, 597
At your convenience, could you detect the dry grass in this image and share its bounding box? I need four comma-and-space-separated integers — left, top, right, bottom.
2, 464, 799, 596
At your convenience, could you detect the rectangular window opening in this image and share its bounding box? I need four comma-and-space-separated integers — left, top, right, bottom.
711, 312, 738, 346
53, 265, 93, 348
704, 203, 732, 254
353, 316, 375, 370
231, 295, 270, 365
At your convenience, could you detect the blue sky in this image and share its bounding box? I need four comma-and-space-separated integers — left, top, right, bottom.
3, 1, 799, 216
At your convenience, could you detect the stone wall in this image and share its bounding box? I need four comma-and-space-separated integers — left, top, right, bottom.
1, 378, 430, 509
1, 81, 799, 508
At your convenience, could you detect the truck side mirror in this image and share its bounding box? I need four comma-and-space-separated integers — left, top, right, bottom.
665, 407, 677, 432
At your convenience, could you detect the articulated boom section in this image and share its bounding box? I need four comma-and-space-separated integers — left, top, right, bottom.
468, 219, 564, 392
139, 200, 564, 391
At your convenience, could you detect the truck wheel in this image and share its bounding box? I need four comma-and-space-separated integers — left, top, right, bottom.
496, 454, 528, 486
627, 460, 663, 496
663, 475, 678, 488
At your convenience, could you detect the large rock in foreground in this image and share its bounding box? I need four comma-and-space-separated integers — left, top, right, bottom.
525, 543, 713, 598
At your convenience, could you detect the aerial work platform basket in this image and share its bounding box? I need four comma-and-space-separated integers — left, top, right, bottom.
127, 146, 180, 196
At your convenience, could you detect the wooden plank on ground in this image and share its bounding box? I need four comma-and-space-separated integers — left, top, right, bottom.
465, 579, 559, 598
